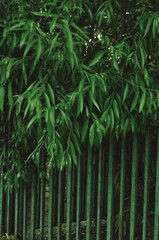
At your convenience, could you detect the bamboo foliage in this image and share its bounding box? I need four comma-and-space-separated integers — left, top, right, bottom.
0, 0, 159, 182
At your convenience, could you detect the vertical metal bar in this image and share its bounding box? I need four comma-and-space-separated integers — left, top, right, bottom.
35, 178, 40, 228
48, 167, 54, 240
76, 154, 81, 240
23, 183, 27, 240
107, 136, 115, 240
142, 129, 150, 240
57, 171, 62, 240
40, 176, 45, 240
71, 164, 76, 222
14, 189, 19, 239
0, 166, 3, 235
154, 127, 159, 240
66, 168, 72, 240
30, 174, 36, 240
129, 133, 138, 240
19, 180, 23, 237
118, 137, 126, 240
86, 145, 92, 240
96, 146, 102, 240
6, 185, 11, 235
40, 147, 46, 240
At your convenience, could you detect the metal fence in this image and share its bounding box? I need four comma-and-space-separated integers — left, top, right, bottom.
0, 128, 159, 240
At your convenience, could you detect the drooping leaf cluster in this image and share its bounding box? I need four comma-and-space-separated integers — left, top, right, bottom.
0, 0, 159, 179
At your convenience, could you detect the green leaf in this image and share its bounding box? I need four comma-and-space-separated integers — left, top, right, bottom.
49, 107, 55, 129
47, 83, 55, 105
139, 91, 146, 113
91, 92, 100, 112
110, 108, 114, 131
36, 36, 42, 61
144, 18, 153, 37
8, 83, 13, 108
70, 141, 77, 165
20, 31, 29, 48
81, 118, 89, 142
64, 21, 73, 52
77, 92, 83, 117
157, 91, 159, 108
6, 61, 13, 79
31, 12, 52, 17
113, 57, 119, 72
123, 83, 129, 102
44, 92, 51, 108
48, 33, 60, 55
130, 90, 139, 112
49, 15, 58, 33
140, 47, 145, 69
113, 100, 119, 119
89, 50, 105, 67
27, 116, 37, 130
89, 123, 95, 147
23, 38, 36, 58
152, 19, 156, 39
0, 86, 4, 112
22, 63, 27, 86
91, 76, 95, 94
71, 133, 82, 155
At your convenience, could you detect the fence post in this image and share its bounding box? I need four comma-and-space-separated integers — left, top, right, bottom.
107, 136, 115, 240
23, 183, 27, 240
96, 145, 102, 240
76, 154, 81, 240
66, 167, 72, 240
48, 166, 54, 240
39, 146, 46, 240
154, 127, 159, 240
86, 145, 92, 240
118, 137, 126, 240
0, 166, 3, 235
142, 128, 150, 240
30, 173, 36, 240
6, 184, 11, 236
57, 171, 62, 240
14, 189, 19, 239
129, 133, 138, 240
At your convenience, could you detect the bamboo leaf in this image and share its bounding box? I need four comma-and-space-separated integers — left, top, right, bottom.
113, 57, 119, 72
139, 91, 146, 113
72, 133, 82, 155
113, 100, 119, 119
0, 86, 4, 112
123, 83, 129, 102
36, 36, 42, 61
110, 108, 114, 131
81, 118, 89, 142
44, 92, 51, 108
8, 83, 13, 108
89, 123, 95, 147
130, 90, 139, 112
22, 63, 27, 86
64, 21, 73, 52
23, 38, 36, 58
91, 76, 95, 94
49, 15, 58, 33
47, 83, 55, 105
27, 116, 37, 129
77, 92, 83, 117
70, 141, 77, 165
144, 18, 153, 37
89, 50, 105, 67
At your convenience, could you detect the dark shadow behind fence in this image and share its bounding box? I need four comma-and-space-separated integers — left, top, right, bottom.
0, 128, 159, 240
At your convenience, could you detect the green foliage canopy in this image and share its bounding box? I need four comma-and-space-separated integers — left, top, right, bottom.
0, 0, 159, 180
